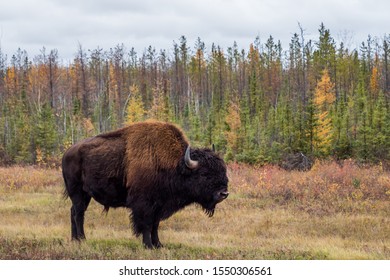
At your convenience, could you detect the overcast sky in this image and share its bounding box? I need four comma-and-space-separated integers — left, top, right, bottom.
0, 0, 389, 61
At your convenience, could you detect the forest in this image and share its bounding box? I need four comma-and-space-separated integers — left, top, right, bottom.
0, 23, 389, 165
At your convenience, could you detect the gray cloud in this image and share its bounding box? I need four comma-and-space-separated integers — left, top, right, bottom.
1, 0, 389, 61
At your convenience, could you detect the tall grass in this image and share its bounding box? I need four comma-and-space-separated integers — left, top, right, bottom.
0, 162, 389, 259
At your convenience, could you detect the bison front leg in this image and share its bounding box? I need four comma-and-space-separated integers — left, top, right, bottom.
141, 229, 154, 249
142, 221, 162, 248
132, 208, 154, 249
151, 220, 163, 248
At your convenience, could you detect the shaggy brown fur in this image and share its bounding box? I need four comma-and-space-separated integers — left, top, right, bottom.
122, 121, 188, 188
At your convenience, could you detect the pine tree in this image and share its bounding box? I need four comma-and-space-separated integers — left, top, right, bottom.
314, 23, 337, 87
35, 102, 57, 164
305, 97, 317, 155
8, 99, 33, 163
225, 100, 241, 161
333, 100, 352, 159
371, 91, 388, 159
356, 109, 372, 161
354, 70, 373, 162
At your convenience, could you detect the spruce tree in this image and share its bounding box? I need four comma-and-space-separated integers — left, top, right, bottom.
371, 91, 388, 159
35, 102, 57, 163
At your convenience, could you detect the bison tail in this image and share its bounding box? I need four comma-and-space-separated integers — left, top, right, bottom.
62, 176, 70, 200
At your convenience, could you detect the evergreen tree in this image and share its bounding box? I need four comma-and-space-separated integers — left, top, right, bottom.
305, 96, 318, 155
35, 103, 57, 163
225, 100, 241, 161
333, 99, 352, 159
356, 109, 372, 161
371, 91, 388, 159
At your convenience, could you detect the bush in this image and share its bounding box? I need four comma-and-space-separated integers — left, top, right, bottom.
279, 152, 313, 171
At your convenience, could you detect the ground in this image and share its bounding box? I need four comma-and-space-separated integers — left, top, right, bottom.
0, 162, 389, 259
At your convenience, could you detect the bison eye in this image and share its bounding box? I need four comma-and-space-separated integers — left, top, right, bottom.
220, 184, 228, 190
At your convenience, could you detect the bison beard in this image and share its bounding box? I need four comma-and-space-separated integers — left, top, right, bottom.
62, 121, 229, 249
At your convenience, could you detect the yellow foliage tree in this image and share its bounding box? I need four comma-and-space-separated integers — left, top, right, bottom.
369, 65, 379, 97
5, 66, 18, 95
82, 117, 95, 137
313, 68, 335, 156
125, 85, 145, 124
149, 80, 171, 122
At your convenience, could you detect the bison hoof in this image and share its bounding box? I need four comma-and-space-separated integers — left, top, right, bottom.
143, 243, 154, 249
143, 242, 163, 249
153, 242, 163, 249
72, 236, 86, 242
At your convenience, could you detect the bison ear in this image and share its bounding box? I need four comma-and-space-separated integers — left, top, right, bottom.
185, 146, 199, 169
212, 144, 216, 152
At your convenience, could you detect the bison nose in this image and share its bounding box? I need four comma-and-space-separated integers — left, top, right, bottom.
220, 191, 229, 199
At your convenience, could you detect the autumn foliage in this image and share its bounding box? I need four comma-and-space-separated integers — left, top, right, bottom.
0, 25, 389, 165
228, 160, 390, 214
313, 69, 335, 156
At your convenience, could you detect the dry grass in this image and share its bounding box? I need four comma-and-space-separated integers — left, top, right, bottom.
0, 162, 389, 260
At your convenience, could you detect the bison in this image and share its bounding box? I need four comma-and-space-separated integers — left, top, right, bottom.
62, 121, 229, 248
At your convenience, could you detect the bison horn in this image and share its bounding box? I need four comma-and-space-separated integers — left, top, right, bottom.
185, 146, 199, 169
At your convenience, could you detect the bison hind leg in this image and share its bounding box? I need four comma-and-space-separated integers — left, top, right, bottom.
70, 192, 92, 241
70, 206, 79, 240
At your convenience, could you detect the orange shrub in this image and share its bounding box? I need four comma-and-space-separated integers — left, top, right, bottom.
228, 160, 389, 214
0, 166, 62, 192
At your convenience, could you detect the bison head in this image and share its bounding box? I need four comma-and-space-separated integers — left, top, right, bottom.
183, 146, 229, 217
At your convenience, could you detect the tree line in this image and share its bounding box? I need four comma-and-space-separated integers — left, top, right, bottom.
0, 23, 389, 165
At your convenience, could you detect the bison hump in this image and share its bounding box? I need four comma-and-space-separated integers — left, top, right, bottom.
123, 122, 188, 182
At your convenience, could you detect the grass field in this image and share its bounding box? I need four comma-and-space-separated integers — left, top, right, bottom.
0, 161, 389, 260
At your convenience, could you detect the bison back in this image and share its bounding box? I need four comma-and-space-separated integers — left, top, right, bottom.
123, 121, 188, 188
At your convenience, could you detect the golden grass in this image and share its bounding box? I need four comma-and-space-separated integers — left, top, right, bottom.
0, 163, 389, 259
